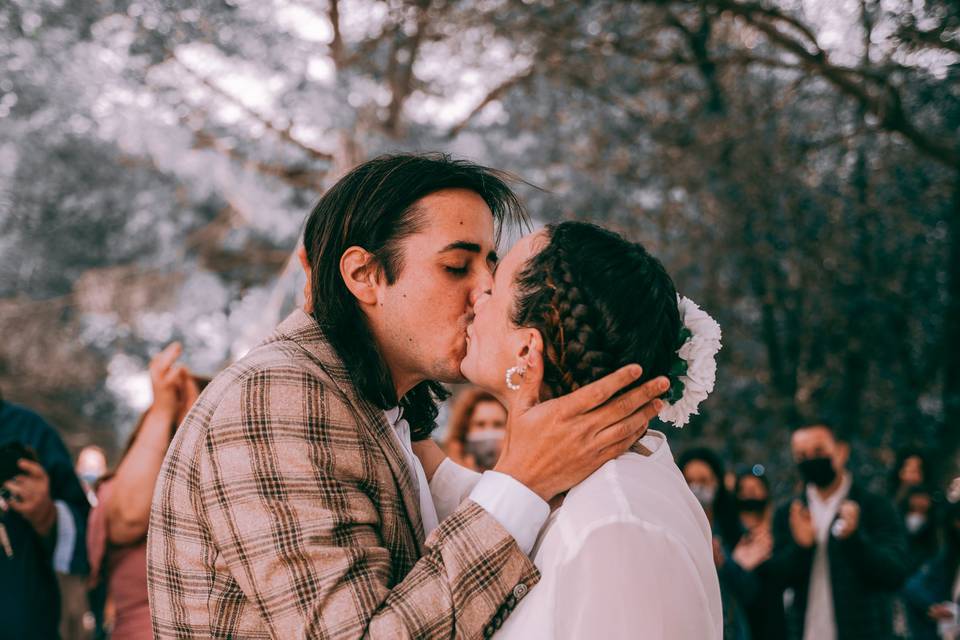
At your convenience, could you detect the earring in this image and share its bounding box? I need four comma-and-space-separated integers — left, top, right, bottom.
505, 365, 527, 391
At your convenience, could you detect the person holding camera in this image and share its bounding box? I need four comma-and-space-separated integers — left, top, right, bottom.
766, 422, 908, 640
0, 390, 90, 640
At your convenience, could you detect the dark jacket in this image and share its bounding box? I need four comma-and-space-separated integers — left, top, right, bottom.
766, 481, 909, 640
901, 549, 960, 640
0, 402, 90, 640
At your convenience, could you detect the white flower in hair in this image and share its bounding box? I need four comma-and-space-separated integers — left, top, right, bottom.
658, 295, 722, 428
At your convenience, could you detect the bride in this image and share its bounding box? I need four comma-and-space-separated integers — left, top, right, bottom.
416, 221, 723, 639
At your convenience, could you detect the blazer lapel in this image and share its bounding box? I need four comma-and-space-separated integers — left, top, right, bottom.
278, 310, 426, 555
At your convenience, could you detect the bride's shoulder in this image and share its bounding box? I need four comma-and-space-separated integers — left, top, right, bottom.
559, 442, 691, 529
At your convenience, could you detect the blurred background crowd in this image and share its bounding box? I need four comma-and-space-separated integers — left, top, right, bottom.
2, 0, 958, 638
4, 360, 960, 639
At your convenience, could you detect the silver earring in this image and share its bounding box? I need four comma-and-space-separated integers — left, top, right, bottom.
505, 365, 527, 391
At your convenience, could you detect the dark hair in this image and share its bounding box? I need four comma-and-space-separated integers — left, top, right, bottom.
303, 153, 528, 439
793, 422, 837, 438
511, 221, 681, 400
735, 468, 771, 496
889, 447, 929, 493
677, 446, 743, 545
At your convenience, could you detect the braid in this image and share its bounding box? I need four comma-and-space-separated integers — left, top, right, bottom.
515, 229, 619, 398
512, 221, 681, 400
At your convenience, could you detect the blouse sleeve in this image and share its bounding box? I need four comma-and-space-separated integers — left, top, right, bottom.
429, 458, 482, 522
554, 521, 721, 640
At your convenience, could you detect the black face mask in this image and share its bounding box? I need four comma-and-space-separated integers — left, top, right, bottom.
798, 457, 837, 488
737, 498, 769, 514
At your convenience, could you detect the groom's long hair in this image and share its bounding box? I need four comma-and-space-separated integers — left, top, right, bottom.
303, 153, 528, 439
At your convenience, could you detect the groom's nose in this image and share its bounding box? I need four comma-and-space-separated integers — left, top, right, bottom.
469, 269, 494, 306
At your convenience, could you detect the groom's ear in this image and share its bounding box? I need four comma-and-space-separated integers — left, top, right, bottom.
297, 244, 312, 311
340, 246, 381, 306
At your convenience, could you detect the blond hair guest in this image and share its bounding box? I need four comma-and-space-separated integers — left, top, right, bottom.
445, 387, 507, 471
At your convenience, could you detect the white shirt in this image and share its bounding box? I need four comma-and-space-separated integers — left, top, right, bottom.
803, 473, 852, 640
433, 430, 722, 639
384, 409, 548, 553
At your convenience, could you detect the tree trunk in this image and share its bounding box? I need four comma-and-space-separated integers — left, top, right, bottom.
940, 172, 960, 482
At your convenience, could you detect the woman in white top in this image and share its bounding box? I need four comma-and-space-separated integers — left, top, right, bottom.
419, 221, 723, 639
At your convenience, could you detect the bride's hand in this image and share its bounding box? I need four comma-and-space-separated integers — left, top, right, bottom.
495, 354, 667, 502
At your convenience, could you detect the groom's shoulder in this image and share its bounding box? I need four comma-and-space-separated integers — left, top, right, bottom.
215, 336, 345, 404
222, 311, 347, 390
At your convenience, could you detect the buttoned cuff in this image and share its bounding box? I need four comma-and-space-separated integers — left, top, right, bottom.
468, 471, 549, 555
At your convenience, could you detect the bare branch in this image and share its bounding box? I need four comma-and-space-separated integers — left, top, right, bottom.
173, 53, 334, 162
328, 0, 345, 68
446, 68, 534, 138
384, 4, 430, 136
896, 22, 960, 56
654, 0, 960, 167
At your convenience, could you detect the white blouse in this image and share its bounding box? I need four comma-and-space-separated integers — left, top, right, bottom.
430, 430, 723, 639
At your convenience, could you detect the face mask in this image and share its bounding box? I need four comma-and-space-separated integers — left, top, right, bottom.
737, 498, 769, 514
905, 513, 927, 535
79, 472, 100, 487
798, 457, 837, 488
464, 431, 505, 471
689, 483, 717, 508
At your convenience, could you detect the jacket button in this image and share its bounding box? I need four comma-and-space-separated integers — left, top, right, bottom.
513, 583, 529, 599
493, 614, 504, 629
483, 624, 495, 638
506, 594, 517, 607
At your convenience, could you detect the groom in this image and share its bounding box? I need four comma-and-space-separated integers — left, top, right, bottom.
147, 154, 666, 639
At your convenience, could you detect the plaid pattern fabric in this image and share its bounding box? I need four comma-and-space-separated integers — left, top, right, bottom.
147, 310, 539, 639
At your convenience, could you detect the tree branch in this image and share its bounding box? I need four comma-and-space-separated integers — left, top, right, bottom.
173, 53, 334, 163
446, 67, 534, 138
328, 0, 345, 68
679, 0, 960, 167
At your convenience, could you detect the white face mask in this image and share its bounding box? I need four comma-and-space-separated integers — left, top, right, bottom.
905, 513, 927, 534
464, 430, 505, 471
465, 430, 505, 445
689, 483, 717, 508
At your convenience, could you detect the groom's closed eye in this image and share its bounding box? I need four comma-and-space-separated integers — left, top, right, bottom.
444, 264, 469, 276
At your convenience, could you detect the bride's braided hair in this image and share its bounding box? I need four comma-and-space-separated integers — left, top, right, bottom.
511, 221, 681, 399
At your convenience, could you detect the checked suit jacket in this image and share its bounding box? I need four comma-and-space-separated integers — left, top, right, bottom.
146, 309, 539, 639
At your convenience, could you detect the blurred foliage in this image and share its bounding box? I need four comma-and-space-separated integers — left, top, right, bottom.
0, 0, 957, 490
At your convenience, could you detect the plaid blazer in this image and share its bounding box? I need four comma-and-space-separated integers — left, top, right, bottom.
147, 309, 539, 639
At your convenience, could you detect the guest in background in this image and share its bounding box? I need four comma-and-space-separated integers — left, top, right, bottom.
734, 467, 787, 640
86, 343, 205, 640
901, 485, 940, 575
889, 449, 938, 638
736, 467, 772, 534
679, 447, 751, 639
902, 485, 960, 640
76, 445, 107, 507
766, 422, 908, 640
890, 448, 929, 506
443, 387, 507, 472
0, 389, 90, 640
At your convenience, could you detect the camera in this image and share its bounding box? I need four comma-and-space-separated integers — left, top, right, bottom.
0, 442, 37, 486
